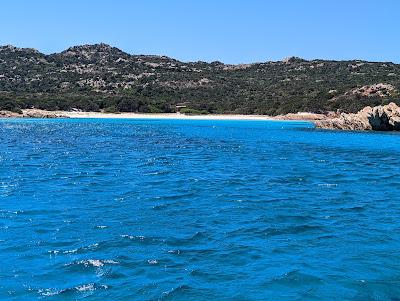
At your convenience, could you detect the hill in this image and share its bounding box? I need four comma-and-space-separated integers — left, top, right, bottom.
1, 43, 399, 115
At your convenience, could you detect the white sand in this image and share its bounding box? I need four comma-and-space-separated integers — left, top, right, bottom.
13, 109, 322, 122
60, 111, 277, 121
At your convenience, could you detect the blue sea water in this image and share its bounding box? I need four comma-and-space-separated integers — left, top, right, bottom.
1, 118, 400, 300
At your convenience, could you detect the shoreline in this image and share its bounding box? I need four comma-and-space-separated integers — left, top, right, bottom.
54, 111, 279, 121
0, 109, 326, 122
3, 104, 400, 130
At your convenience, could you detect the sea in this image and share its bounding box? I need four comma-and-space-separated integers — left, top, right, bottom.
1, 118, 400, 300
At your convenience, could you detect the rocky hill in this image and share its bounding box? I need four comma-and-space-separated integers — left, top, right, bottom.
1, 43, 400, 114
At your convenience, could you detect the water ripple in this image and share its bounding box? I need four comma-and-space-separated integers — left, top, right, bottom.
1, 119, 400, 300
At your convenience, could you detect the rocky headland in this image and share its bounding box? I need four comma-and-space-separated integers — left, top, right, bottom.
315, 102, 400, 131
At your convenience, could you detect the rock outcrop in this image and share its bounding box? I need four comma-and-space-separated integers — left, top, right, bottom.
315, 102, 400, 131
345, 83, 396, 98
22, 109, 69, 118
0, 110, 22, 118
0, 109, 69, 118
274, 112, 329, 121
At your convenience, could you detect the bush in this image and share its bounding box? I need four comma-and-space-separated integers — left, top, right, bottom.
0, 100, 22, 113
103, 105, 118, 113
180, 108, 209, 115
12, 107, 23, 114
117, 99, 138, 112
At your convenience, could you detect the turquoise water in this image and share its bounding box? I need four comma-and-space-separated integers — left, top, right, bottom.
1, 118, 400, 300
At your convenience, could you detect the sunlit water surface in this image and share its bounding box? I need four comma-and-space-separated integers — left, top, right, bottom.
1, 118, 400, 300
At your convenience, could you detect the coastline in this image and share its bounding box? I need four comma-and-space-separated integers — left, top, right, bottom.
0, 109, 326, 122
52, 111, 279, 121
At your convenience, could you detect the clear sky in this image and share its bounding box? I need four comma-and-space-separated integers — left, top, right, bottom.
0, 0, 398, 63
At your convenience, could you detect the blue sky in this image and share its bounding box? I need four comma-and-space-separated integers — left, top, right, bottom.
0, 0, 398, 63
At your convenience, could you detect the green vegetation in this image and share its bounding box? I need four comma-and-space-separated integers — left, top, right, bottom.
0, 99, 22, 114
1, 44, 400, 115
180, 108, 209, 115
103, 105, 118, 113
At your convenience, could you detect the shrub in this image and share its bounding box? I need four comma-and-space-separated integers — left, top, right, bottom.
103, 105, 118, 113
180, 108, 209, 115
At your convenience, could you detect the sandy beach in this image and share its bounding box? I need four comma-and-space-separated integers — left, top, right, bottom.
61, 111, 277, 120
0, 109, 326, 122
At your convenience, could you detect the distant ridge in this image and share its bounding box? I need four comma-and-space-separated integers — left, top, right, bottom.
0, 43, 399, 114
